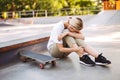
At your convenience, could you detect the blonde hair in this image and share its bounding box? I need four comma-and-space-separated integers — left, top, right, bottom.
69, 17, 83, 30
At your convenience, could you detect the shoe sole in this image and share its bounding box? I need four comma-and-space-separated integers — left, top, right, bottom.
95, 62, 110, 66
79, 61, 95, 67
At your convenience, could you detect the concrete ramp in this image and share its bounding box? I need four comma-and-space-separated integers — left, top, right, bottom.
86, 10, 120, 26
0, 11, 120, 80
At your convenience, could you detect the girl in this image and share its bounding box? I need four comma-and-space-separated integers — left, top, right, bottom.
47, 17, 111, 66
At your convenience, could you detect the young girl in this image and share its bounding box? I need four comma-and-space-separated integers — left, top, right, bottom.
47, 17, 111, 66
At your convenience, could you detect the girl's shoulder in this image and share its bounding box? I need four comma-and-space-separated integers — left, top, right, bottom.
54, 20, 64, 28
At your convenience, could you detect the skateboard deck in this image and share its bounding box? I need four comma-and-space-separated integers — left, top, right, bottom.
19, 50, 56, 69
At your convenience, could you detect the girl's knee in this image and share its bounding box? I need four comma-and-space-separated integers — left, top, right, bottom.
76, 39, 86, 47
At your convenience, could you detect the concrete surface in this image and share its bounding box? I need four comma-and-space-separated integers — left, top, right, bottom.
85, 10, 120, 27
0, 14, 94, 48
0, 24, 53, 48
0, 10, 120, 80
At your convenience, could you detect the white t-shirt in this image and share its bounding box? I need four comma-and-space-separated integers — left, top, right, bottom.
47, 21, 65, 50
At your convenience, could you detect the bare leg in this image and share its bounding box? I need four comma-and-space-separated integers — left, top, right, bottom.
75, 39, 99, 58
83, 44, 99, 58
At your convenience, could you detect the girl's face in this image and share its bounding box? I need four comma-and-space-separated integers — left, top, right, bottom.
68, 24, 79, 33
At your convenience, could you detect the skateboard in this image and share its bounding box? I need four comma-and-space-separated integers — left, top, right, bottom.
19, 50, 56, 69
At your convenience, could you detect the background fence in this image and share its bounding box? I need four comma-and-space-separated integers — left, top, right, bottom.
0, 7, 102, 19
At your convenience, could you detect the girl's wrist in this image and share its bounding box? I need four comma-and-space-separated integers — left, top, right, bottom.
70, 47, 77, 52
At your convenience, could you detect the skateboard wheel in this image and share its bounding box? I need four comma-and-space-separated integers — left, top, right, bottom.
51, 61, 56, 66
39, 64, 44, 69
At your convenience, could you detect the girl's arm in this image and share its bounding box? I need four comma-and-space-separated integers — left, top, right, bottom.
68, 32, 85, 40
57, 43, 83, 53
58, 32, 69, 41
58, 31, 85, 41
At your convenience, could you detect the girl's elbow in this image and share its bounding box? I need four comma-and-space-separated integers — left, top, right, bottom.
82, 37, 85, 40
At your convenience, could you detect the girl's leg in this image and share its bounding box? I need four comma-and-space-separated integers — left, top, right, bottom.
63, 29, 84, 57
63, 36, 84, 57
83, 44, 99, 58
49, 43, 66, 58
75, 39, 99, 58
65, 37, 95, 66
76, 39, 111, 65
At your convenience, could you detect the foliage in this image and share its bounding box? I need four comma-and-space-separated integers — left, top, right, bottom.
0, 0, 102, 18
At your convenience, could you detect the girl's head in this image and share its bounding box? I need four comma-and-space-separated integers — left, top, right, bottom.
68, 17, 83, 32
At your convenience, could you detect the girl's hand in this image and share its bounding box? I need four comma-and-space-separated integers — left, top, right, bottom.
73, 46, 83, 52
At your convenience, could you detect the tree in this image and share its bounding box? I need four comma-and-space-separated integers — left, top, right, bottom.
0, 0, 102, 17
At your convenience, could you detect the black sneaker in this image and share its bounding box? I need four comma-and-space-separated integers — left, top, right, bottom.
80, 55, 95, 66
95, 53, 111, 65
